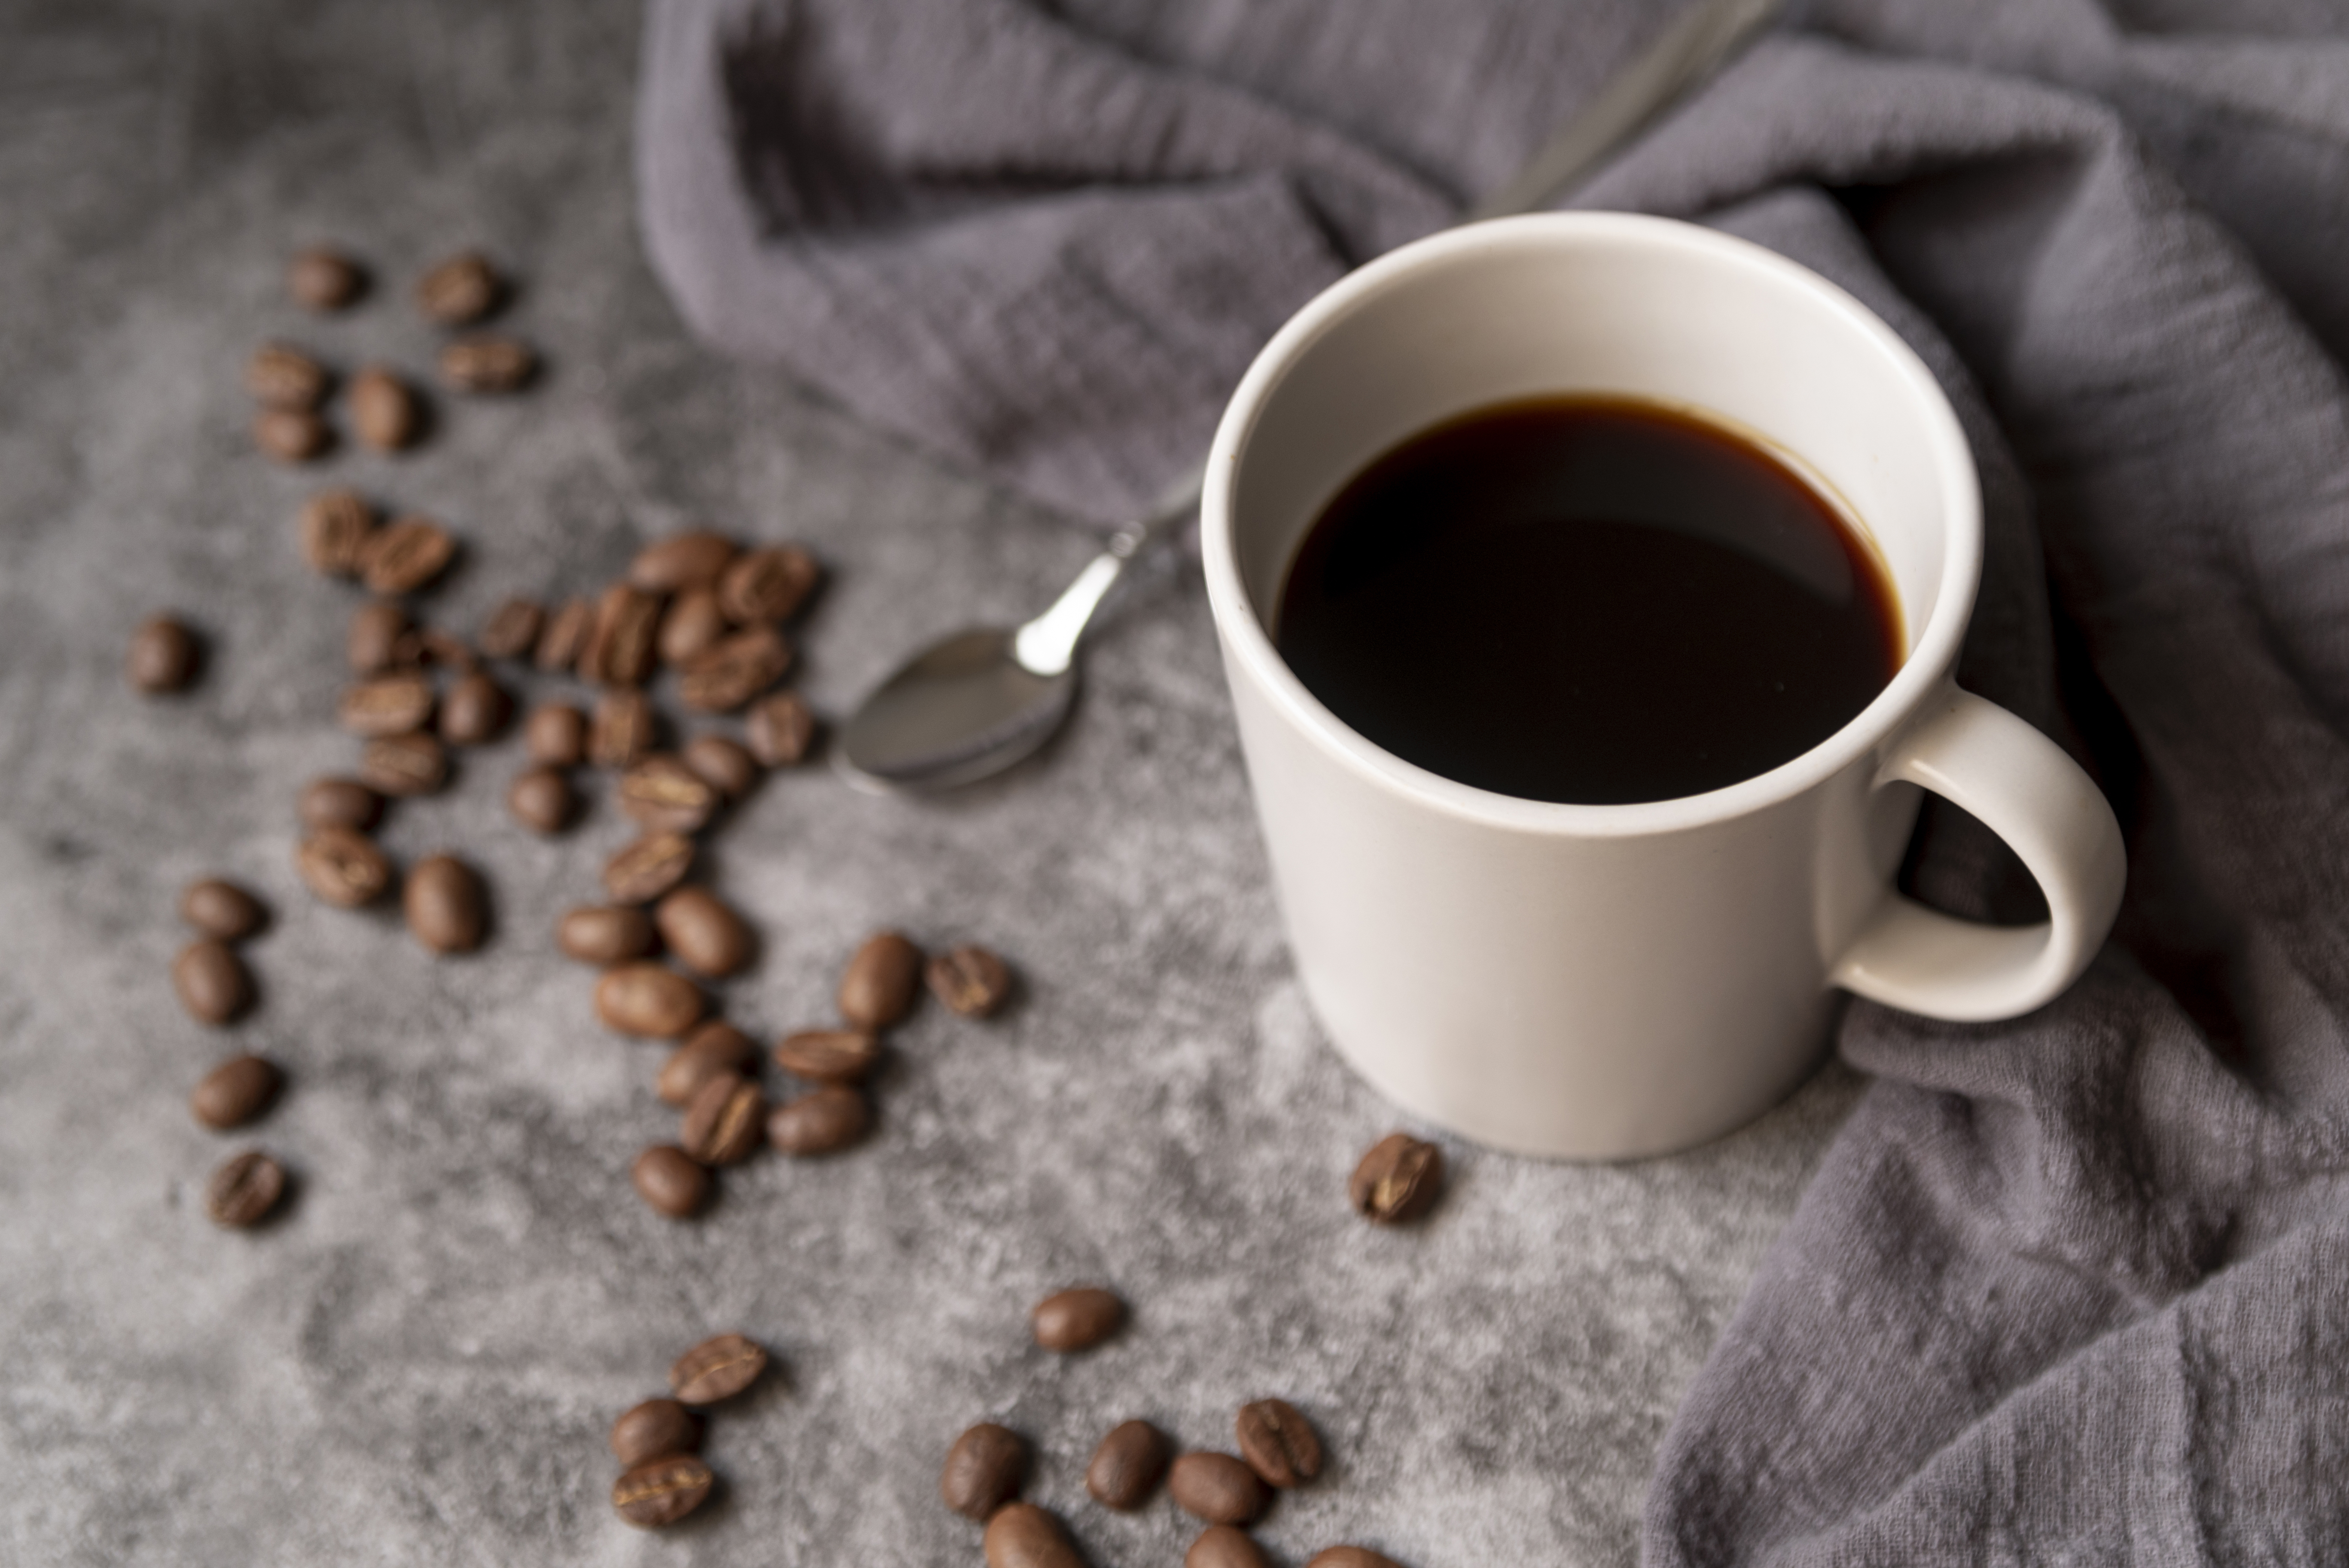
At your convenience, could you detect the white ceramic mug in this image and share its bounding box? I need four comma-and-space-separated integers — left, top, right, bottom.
1201, 213, 2126, 1161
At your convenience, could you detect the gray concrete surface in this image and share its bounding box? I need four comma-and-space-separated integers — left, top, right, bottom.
0, 3, 1862, 1563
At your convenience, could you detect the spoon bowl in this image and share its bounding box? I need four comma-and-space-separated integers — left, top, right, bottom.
835, 627, 1075, 792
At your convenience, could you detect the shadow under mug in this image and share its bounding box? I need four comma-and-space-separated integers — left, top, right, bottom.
1201, 213, 2125, 1161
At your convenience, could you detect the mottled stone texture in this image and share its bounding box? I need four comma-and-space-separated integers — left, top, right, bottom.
0, 3, 1855, 1563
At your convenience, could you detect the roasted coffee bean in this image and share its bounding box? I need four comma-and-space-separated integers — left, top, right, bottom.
619, 755, 719, 835
682, 734, 759, 799
657, 586, 728, 665
670, 1332, 767, 1406
205, 1150, 287, 1228
438, 335, 535, 393
659, 1023, 758, 1108
477, 597, 543, 660
838, 931, 922, 1030
579, 583, 662, 689
1087, 1420, 1170, 1510
1188, 1526, 1274, 1568
610, 1398, 704, 1468
296, 826, 393, 907
416, 250, 502, 325
557, 905, 657, 967
604, 832, 694, 906
772, 1028, 879, 1085
680, 1071, 765, 1166
717, 544, 819, 625
677, 625, 791, 714
983, 1503, 1081, 1568
173, 940, 253, 1026
191, 1054, 282, 1130
594, 962, 704, 1038
180, 878, 266, 943
654, 888, 751, 978
347, 600, 409, 676
412, 626, 475, 672
1031, 1287, 1122, 1354
359, 732, 448, 797
745, 690, 817, 767
403, 853, 486, 954
299, 489, 375, 577
438, 672, 511, 746
766, 1086, 869, 1157
253, 407, 330, 462
1349, 1132, 1443, 1225
505, 765, 574, 835
630, 532, 738, 593
340, 673, 434, 737
611, 1453, 713, 1529
1235, 1399, 1321, 1488
127, 615, 200, 693
1304, 1550, 1403, 1568
359, 515, 453, 593
591, 689, 656, 768
349, 366, 421, 451
287, 246, 365, 311
941, 1423, 1029, 1521
1169, 1453, 1268, 1527
246, 342, 329, 409
524, 701, 588, 767
928, 945, 1013, 1018
299, 776, 384, 832
632, 1144, 710, 1219
534, 596, 591, 674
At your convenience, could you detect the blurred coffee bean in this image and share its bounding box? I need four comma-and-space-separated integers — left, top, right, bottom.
299, 776, 384, 833
412, 627, 475, 672
534, 597, 591, 674
611, 1454, 712, 1529
594, 962, 704, 1038
580, 582, 662, 688
941, 1422, 1029, 1521
1168, 1453, 1268, 1527
299, 490, 375, 578
506, 765, 575, 835
1087, 1420, 1170, 1510
1188, 1527, 1273, 1568
438, 671, 511, 746
654, 888, 751, 978
677, 625, 790, 713
772, 1028, 879, 1085
246, 342, 328, 410
717, 545, 819, 625
680, 1072, 764, 1166
657, 585, 728, 665
358, 515, 452, 593
403, 853, 486, 954
838, 931, 921, 1030
745, 690, 817, 767
438, 335, 535, 393
659, 1022, 758, 1108
359, 732, 448, 797
682, 734, 758, 799
1349, 1133, 1443, 1225
416, 250, 502, 325
670, 1333, 767, 1405
630, 532, 737, 593
619, 755, 719, 835
591, 689, 656, 768
604, 832, 694, 906
982, 1503, 1080, 1568
557, 905, 656, 967
1235, 1399, 1321, 1488
191, 1054, 282, 1130
205, 1150, 287, 1228
1305, 1551, 1404, 1568
348, 366, 421, 452
347, 600, 409, 676
476, 597, 543, 660
631, 1144, 709, 1219
1031, 1287, 1122, 1354
296, 826, 393, 907
340, 673, 434, 737
928, 945, 1013, 1018
524, 701, 588, 767
253, 407, 330, 462
766, 1086, 869, 1156
287, 246, 365, 311
173, 940, 253, 1026
127, 615, 200, 694
610, 1398, 703, 1468
180, 878, 266, 943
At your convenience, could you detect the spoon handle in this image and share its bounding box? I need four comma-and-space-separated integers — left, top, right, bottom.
1011, 473, 1204, 676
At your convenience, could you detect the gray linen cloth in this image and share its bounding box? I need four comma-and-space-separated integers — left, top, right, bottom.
638, 0, 2349, 1559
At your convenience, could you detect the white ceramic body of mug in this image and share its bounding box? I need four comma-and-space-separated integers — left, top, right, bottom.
1201, 213, 2125, 1161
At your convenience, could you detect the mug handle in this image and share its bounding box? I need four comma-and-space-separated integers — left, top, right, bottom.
1829, 685, 2126, 1022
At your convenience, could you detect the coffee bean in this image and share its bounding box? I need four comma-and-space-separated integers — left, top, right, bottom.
173, 940, 253, 1026
928, 945, 1013, 1018
205, 1150, 288, 1228
524, 701, 589, 767
359, 515, 453, 593
299, 490, 376, 578
610, 1398, 704, 1467
677, 625, 791, 714
1086, 1420, 1170, 1510
253, 407, 330, 462
604, 832, 694, 906
1169, 1453, 1268, 1527
657, 586, 728, 665
299, 776, 384, 833
340, 673, 434, 737
631, 1144, 710, 1219
348, 366, 422, 452
1305, 1550, 1404, 1568
287, 246, 365, 311
982, 1503, 1081, 1568
594, 962, 704, 1038
838, 931, 921, 1030
127, 615, 200, 694
717, 545, 819, 625
1235, 1399, 1320, 1488
619, 755, 719, 835
745, 690, 817, 767
682, 735, 758, 799
438, 335, 535, 393
534, 596, 591, 674
591, 688, 656, 768
579, 582, 662, 689
1188, 1526, 1274, 1568
611, 1453, 713, 1529
246, 342, 329, 410
765, 1086, 869, 1156
630, 532, 738, 594
477, 597, 543, 660
359, 732, 449, 797
412, 626, 476, 672
404, 853, 487, 954
180, 878, 266, 943
771, 1028, 879, 1084
191, 1054, 282, 1130
506, 765, 575, 834
659, 1022, 758, 1107
417, 250, 503, 325
296, 826, 393, 907
347, 601, 409, 676
680, 1071, 764, 1166
670, 1332, 767, 1405
940, 1422, 1029, 1521
1349, 1133, 1443, 1225
654, 888, 752, 978
438, 672, 511, 746
557, 905, 656, 967
1031, 1287, 1122, 1354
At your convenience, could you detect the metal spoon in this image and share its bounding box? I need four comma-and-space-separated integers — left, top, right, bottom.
837, 0, 1783, 794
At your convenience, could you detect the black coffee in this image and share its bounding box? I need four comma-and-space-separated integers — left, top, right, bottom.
1276, 396, 1901, 805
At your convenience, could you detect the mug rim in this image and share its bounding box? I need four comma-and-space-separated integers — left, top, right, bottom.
1201, 211, 1983, 838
